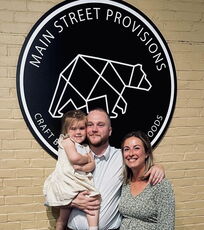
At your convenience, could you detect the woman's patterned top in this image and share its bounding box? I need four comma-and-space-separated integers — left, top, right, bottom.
118, 178, 175, 230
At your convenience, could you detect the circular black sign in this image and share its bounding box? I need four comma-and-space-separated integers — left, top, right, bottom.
17, 0, 177, 159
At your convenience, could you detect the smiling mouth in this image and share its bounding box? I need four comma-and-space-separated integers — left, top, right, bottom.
127, 158, 138, 162
74, 136, 84, 139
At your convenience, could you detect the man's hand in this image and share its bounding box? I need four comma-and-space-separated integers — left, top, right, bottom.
144, 164, 165, 185
71, 191, 100, 215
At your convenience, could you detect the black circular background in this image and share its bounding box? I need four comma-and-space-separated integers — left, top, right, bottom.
17, 0, 177, 159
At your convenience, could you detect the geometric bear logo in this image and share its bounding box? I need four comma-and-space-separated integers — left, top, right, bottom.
49, 54, 152, 119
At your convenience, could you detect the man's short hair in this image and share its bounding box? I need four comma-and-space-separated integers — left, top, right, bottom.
88, 107, 111, 126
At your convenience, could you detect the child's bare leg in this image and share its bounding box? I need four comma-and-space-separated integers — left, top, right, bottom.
86, 209, 99, 230
56, 206, 70, 230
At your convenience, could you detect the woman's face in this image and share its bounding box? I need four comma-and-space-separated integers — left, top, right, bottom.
122, 136, 147, 170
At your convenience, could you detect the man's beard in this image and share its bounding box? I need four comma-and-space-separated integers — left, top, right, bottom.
88, 135, 109, 147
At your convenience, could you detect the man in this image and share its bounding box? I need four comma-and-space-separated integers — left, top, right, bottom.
68, 108, 164, 230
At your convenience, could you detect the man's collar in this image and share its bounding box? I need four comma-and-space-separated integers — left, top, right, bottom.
93, 145, 110, 160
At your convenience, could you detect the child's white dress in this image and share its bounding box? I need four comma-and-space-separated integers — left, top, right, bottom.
43, 135, 99, 206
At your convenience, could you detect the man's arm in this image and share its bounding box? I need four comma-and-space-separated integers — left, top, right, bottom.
70, 191, 100, 215
144, 164, 165, 185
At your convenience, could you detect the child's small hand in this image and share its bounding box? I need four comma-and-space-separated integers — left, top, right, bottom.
73, 164, 82, 170
87, 151, 94, 163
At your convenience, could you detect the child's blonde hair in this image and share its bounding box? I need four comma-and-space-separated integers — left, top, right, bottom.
61, 110, 87, 136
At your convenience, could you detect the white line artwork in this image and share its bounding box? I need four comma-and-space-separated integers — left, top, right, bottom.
49, 54, 152, 118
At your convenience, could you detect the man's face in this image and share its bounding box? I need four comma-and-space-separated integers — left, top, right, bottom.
87, 110, 112, 147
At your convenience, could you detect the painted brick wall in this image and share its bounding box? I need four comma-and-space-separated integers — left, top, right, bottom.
0, 0, 203, 229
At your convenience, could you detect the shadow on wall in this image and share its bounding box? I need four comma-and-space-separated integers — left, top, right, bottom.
46, 207, 58, 230
46, 207, 71, 230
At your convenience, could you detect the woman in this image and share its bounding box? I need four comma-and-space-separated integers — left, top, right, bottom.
119, 131, 175, 230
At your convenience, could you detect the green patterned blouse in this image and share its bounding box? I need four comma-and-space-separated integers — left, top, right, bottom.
118, 178, 175, 230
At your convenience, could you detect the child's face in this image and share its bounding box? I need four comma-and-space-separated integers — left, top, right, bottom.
67, 120, 86, 143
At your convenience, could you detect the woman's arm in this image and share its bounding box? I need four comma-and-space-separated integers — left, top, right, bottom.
62, 138, 90, 165
156, 179, 175, 230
